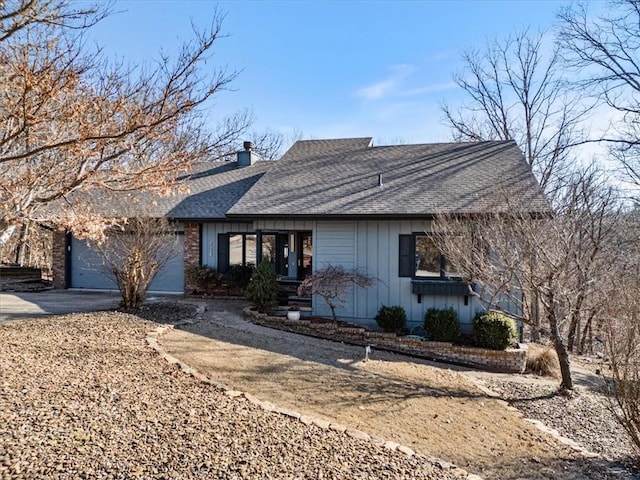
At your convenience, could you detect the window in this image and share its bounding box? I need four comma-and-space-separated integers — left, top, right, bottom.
399, 233, 457, 279
230, 233, 256, 266
261, 234, 276, 263
219, 233, 256, 273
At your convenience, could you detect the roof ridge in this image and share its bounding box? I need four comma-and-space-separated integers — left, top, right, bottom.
297, 137, 373, 143
369, 139, 516, 148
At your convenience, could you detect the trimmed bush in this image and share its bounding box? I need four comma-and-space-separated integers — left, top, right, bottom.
473, 312, 518, 350
228, 264, 255, 290
375, 305, 407, 333
424, 307, 460, 342
244, 261, 278, 313
185, 265, 224, 293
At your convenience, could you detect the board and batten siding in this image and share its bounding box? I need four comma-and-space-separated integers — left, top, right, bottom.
314, 219, 480, 331
253, 219, 316, 231
314, 221, 356, 318
201, 222, 255, 269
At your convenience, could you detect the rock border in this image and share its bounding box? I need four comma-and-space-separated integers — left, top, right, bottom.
467, 379, 601, 460
145, 313, 482, 480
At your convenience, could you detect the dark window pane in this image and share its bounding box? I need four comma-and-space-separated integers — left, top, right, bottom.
229, 234, 243, 266
262, 234, 276, 263
217, 234, 229, 273
415, 235, 441, 277
245, 234, 256, 266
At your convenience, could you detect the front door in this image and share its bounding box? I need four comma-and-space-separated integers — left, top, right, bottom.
261, 231, 312, 280
275, 233, 289, 277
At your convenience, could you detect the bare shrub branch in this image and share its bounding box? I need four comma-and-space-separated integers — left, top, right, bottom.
298, 265, 375, 322
89, 218, 180, 309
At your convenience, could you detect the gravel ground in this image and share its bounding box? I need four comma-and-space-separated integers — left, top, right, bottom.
0, 310, 460, 480
481, 377, 638, 475
160, 300, 639, 480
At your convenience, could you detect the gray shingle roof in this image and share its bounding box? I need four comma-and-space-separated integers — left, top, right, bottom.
72, 161, 271, 220
227, 139, 549, 217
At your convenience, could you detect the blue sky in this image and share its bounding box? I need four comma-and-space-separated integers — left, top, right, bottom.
87, 0, 590, 146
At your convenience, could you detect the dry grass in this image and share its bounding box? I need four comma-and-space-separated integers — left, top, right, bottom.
526, 344, 560, 378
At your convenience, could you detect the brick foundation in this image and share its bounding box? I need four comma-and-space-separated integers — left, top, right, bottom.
183, 222, 201, 294
52, 231, 67, 289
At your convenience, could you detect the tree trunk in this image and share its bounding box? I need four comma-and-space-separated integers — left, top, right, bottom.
329, 304, 337, 322
567, 298, 587, 353
14, 223, 29, 266
579, 313, 594, 355
549, 308, 573, 390
529, 289, 541, 343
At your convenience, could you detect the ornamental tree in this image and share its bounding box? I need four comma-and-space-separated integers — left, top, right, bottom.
298, 265, 375, 322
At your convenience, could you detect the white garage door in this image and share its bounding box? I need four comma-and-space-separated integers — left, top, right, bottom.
70, 235, 184, 293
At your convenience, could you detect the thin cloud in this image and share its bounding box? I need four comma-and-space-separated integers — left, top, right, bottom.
355, 64, 415, 100
401, 81, 458, 97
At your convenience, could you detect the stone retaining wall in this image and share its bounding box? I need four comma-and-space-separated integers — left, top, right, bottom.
244, 309, 527, 374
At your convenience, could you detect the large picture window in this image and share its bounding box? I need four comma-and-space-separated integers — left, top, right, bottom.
399, 234, 457, 279
229, 233, 256, 266
218, 233, 256, 273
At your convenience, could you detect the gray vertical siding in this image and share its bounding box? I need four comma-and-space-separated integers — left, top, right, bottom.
315, 219, 481, 331
314, 221, 356, 318
254, 219, 316, 231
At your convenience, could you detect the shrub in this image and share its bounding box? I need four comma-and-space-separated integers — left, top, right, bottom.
424, 307, 460, 342
244, 261, 278, 313
375, 305, 407, 333
473, 311, 519, 350
526, 345, 560, 378
185, 265, 223, 293
228, 264, 255, 290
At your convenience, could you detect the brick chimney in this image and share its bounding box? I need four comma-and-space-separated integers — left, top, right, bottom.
237, 141, 260, 167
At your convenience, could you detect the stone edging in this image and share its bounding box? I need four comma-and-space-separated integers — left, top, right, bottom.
468, 379, 601, 460
144, 312, 482, 480
244, 308, 526, 374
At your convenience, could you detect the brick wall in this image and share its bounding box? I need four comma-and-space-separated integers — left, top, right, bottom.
52, 231, 67, 289
183, 222, 201, 294
246, 309, 528, 374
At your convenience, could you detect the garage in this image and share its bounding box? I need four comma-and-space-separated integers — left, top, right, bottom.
69, 234, 184, 293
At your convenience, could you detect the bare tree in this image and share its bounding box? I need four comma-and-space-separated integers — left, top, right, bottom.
0, 0, 110, 42
244, 127, 303, 162
559, 1, 640, 195
442, 30, 587, 194
0, 0, 249, 246
298, 265, 374, 322
601, 209, 640, 454
90, 218, 179, 309
432, 169, 619, 390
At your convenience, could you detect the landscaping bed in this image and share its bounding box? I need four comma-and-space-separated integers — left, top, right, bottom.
244, 308, 527, 373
